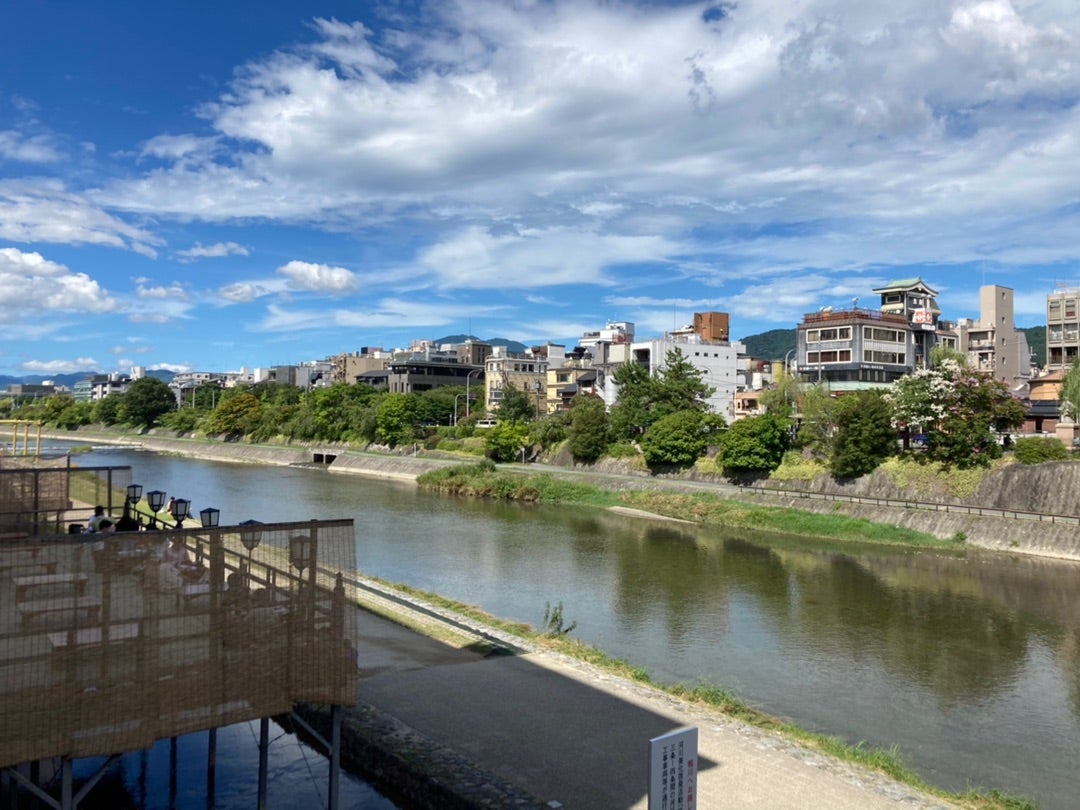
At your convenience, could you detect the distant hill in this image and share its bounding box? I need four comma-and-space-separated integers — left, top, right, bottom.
739, 329, 796, 361
1021, 326, 1045, 368
0, 369, 176, 390
432, 334, 529, 354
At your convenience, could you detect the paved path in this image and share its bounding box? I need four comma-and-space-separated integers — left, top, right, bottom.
352, 601, 955, 809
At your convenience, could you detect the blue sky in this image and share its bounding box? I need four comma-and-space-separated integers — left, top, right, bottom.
2, 0, 1079, 377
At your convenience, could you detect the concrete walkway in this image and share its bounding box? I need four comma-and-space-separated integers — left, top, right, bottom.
351, 603, 955, 810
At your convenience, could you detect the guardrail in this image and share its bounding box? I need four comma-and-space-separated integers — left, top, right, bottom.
747, 484, 1080, 526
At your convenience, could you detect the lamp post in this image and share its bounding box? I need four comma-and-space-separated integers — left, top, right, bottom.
465, 368, 483, 419
146, 489, 166, 529
199, 507, 220, 529
533, 381, 543, 419
172, 498, 191, 529
453, 393, 464, 426
239, 520, 264, 573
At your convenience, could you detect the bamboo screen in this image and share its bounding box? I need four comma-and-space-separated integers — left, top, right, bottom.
0, 519, 358, 767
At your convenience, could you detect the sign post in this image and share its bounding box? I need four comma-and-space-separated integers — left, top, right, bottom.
648, 727, 697, 809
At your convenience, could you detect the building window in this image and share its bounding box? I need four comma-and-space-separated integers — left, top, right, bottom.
863, 349, 906, 364
806, 326, 852, 343
1068, 300, 1078, 319
1049, 299, 1062, 320
1050, 325, 1063, 342
863, 326, 905, 343
807, 349, 852, 364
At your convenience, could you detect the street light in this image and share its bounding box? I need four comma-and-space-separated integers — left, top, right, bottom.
172, 498, 191, 529
126, 483, 143, 505
199, 507, 220, 528
289, 534, 312, 573
533, 380, 543, 419
146, 489, 167, 529
465, 368, 483, 419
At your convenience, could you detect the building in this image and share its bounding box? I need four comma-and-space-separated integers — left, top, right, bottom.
330, 348, 390, 384
1046, 286, 1080, 371
484, 346, 549, 414
954, 285, 1030, 387
795, 278, 946, 390
386, 349, 482, 394
579, 322, 634, 409
627, 312, 742, 420
73, 373, 132, 403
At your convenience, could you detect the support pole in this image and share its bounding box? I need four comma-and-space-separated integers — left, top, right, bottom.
258, 717, 269, 810
61, 758, 72, 810
207, 727, 217, 810
328, 705, 341, 810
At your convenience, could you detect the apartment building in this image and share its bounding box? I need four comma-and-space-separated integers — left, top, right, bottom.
484, 346, 549, 414
795, 278, 945, 390
954, 285, 1030, 386
1046, 287, 1080, 371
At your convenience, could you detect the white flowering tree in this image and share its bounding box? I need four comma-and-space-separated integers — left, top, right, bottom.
885, 360, 1026, 468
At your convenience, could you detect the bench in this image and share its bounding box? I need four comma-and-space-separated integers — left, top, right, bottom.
17, 595, 102, 627
47, 622, 140, 650
13, 572, 89, 602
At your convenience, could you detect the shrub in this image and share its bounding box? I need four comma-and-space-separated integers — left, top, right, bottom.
1013, 436, 1070, 464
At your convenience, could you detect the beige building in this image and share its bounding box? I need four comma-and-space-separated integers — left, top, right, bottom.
1046, 287, 1080, 371
955, 285, 1030, 386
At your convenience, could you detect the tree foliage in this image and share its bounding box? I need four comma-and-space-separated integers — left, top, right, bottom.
566, 394, 611, 463
1012, 436, 1070, 464
609, 348, 713, 441
639, 409, 725, 467
830, 391, 896, 479
886, 360, 1026, 468
375, 394, 420, 447
122, 377, 176, 427
484, 420, 530, 462
206, 393, 262, 436
1059, 360, 1080, 421
498, 383, 538, 423
716, 414, 790, 476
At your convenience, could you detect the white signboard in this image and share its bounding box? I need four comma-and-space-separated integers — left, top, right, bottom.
648, 727, 698, 810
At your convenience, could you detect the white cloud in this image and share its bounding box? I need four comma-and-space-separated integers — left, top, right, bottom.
0, 130, 63, 163
176, 241, 250, 261
139, 134, 220, 162
0, 179, 162, 256
277, 260, 359, 294
0, 247, 117, 322
218, 281, 276, 303
255, 296, 506, 333
20, 358, 100, 374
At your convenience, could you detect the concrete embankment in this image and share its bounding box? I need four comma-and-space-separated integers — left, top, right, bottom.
51, 428, 1080, 562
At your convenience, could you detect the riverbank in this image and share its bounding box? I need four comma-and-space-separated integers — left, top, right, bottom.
48, 428, 1080, 562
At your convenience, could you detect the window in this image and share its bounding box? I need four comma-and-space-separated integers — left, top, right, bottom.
863, 349, 906, 364
1049, 299, 1062, 320
1068, 300, 1078, 319
1050, 325, 1063, 342
806, 326, 852, 343
806, 349, 851, 364
863, 326, 905, 343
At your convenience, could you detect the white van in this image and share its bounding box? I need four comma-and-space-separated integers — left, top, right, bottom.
475, 418, 498, 428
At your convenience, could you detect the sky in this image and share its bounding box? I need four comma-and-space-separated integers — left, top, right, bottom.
2, 0, 1079, 377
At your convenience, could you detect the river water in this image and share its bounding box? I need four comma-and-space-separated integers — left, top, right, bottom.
70, 445, 1080, 808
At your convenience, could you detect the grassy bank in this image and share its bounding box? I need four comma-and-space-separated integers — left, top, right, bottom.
418, 461, 952, 548
366, 577, 1033, 810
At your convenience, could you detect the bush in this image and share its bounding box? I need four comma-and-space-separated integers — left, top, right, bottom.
1013, 436, 1070, 464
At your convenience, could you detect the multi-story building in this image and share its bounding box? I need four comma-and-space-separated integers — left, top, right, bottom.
330, 348, 390, 384
484, 346, 549, 414
954, 285, 1030, 387
795, 278, 945, 390
385, 350, 481, 394
1046, 286, 1080, 371
579, 322, 634, 409
74, 373, 132, 403
627, 312, 742, 420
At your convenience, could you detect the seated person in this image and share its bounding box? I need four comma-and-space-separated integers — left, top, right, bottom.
87, 505, 110, 532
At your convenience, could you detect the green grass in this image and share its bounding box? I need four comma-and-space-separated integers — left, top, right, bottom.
364, 576, 1034, 810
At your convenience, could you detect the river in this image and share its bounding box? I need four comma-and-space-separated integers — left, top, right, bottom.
70, 444, 1080, 808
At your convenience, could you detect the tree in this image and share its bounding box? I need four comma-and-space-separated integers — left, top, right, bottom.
609, 362, 655, 440
122, 377, 176, 427
206, 393, 262, 436
92, 393, 124, 425
830, 391, 896, 479
795, 383, 836, 458
375, 394, 420, 447
498, 383, 537, 423
566, 394, 611, 463
716, 414, 790, 476
652, 348, 714, 418
484, 420, 530, 462
1060, 360, 1080, 420
639, 409, 725, 467
887, 360, 1026, 467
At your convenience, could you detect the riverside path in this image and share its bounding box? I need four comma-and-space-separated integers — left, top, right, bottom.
342, 581, 957, 810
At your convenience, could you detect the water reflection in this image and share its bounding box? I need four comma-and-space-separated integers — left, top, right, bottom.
68, 445, 1080, 808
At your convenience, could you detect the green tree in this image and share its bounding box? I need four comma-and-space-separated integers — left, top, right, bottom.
566, 394, 611, 463
795, 383, 837, 458
206, 392, 262, 436
484, 420, 530, 462
498, 383, 537, 423
760, 372, 802, 418
887, 360, 1026, 468
639, 409, 725, 467
375, 394, 420, 447
122, 377, 176, 427
92, 393, 124, 425
55, 400, 93, 430
609, 362, 655, 440
1059, 360, 1080, 421
830, 391, 896, 479
1012, 436, 1070, 464
716, 414, 790, 476
652, 348, 714, 418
